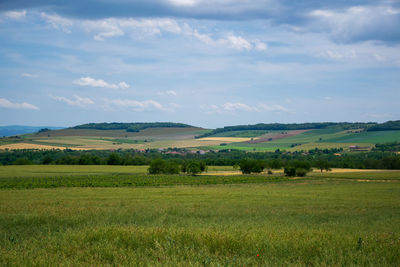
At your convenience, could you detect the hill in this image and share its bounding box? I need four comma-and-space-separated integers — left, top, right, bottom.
0, 121, 400, 152
0, 125, 64, 137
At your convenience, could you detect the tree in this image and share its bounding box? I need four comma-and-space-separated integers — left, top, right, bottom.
315, 160, 330, 172
107, 153, 122, 165
239, 159, 265, 174
181, 160, 206, 175
148, 159, 167, 174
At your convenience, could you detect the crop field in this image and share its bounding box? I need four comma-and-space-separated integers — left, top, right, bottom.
2, 127, 400, 152
0, 168, 399, 266
210, 130, 272, 138
197, 137, 253, 142
322, 130, 400, 143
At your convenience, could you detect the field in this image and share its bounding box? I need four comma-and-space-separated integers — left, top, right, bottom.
0, 165, 399, 265
1, 126, 400, 152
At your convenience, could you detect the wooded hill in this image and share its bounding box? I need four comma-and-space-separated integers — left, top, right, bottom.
73, 122, 195, 132
195, 121, 400, 138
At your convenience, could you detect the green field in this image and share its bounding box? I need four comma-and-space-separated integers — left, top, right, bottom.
0, 166, 399, 265
2, 126, 400, 152
323, 130, 400, 143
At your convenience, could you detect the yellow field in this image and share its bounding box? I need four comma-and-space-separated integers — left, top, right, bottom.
197, 137, 252, 142
0, 143, 86, 150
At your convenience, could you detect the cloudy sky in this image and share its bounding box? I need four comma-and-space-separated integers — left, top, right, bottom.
0, 0, 399, 128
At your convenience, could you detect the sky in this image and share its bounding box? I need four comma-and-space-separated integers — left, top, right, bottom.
0, 0, 399, 128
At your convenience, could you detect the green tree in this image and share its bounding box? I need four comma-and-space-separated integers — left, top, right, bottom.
107, 153, 122, 165
148, 159, 167, 174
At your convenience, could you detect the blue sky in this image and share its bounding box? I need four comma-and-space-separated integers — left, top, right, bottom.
0, 0, 399, 128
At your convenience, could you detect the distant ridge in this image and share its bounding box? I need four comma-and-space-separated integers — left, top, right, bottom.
0, 126, 64, 137
195, 121, 400, 138
73, 122, 197, 133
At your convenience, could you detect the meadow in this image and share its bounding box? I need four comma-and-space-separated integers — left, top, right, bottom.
0, 165, 399, 265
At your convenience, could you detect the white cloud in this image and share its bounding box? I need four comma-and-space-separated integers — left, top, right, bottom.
166, 90, 177, 96
222, 102, 254, 111
308, 5, 400, 43
52, 95, 94, 107
41, 12, 73, 33
73, 77, 130, 89
168, 0, 200, 6
106, 99, 170, 111
183, 23, 267, 51
21, 73, 39, 78
0, 98, 39, 110
82, 17, 181, 40
3, 10, 26, 20
158, 90, 177, 96
204, 102, 289, 113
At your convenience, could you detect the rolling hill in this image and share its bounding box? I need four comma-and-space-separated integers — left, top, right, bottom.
0, 121, 400, 152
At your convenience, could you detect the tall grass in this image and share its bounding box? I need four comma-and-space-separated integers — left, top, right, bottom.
1, 181, 399, 265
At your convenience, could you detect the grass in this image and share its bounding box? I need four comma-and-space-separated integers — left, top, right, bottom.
0, 178, 399, 266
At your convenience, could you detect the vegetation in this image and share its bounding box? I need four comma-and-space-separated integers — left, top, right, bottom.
196, 122, 378, 138
367, 120, 400, 131
283, 161, 312, 177
1, 149, 400, 170
73, 122, 194, 132
239, 159, 265, 174
0, 176, 399, 265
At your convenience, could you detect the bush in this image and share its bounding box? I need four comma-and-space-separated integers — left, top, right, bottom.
284, 166, 297, 177
295, 168, 308, 177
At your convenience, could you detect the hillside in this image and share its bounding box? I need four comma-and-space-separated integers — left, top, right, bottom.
0, 126, 64, 137
0, 121, 399, 152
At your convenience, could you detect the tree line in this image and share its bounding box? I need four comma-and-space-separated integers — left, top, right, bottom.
1, 148, 399, 170
73, 122, 194, 132
195, 121, 400, 138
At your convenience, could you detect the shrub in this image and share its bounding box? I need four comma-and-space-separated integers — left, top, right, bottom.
295, 168, 308, 177
284, 166, 297, 177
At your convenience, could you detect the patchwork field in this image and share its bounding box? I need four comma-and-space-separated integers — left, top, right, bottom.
0, 166, 399, 266
1, 126, 400, 152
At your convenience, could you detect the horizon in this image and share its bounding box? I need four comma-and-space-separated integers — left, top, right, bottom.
1, 1, 399, 128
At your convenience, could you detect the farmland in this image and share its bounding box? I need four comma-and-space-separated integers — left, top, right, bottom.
0, 166, 399, 266
1, 122, 400, 152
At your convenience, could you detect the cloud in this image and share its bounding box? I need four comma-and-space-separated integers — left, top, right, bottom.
52, 95, 94, 107
77, 17, 181, 40
3, 10, 26, 20
158, 90, 177, 96
73, 77, 130, 89
21, 73, 39, 78
0, 98, 39, 110
106, 99, 170, 111
308, 5, 400, 43
183, 24, 267, 51
204, 102, 289, 113
40, 12, 73, 33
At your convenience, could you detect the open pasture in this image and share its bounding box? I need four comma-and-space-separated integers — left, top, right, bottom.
0, 175, 399, 266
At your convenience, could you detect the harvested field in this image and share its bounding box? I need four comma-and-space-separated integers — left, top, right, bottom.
0, 143, 86, 150
197, 137, 252, 142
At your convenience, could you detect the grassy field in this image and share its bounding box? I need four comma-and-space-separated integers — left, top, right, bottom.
0, 171, 399, 266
